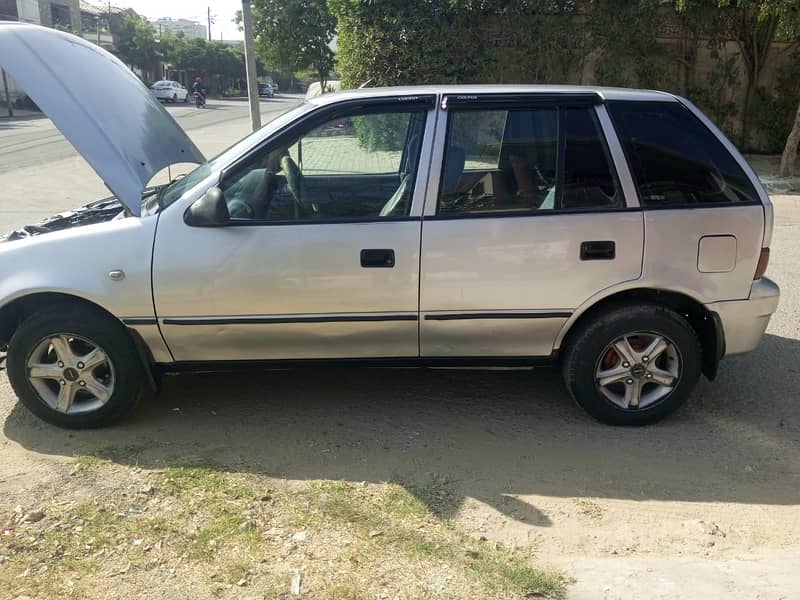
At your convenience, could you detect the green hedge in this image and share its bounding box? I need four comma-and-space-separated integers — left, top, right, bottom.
329, 0, 800, 154
329, 0, 582, 89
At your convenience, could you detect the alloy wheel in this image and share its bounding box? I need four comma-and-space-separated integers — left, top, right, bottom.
594, 331, 681, 411
26, 334, 115, 415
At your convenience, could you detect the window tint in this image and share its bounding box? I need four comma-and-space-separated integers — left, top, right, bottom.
608, 101, 758, 206
562, 108, 620, 209
220, 109, 426, 222
439, 109, 558, 214
439, 106, 619, 214
287, 113, 412, 176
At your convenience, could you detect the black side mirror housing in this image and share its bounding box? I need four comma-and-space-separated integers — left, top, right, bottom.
185, 187, 230, 227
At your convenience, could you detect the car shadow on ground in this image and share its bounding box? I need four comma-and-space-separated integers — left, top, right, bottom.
4, 333, 799, 526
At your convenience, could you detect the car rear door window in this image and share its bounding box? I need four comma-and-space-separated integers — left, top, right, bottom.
608, 101, 758, 206
438, 105, 620, 215
562, 107, 620, 209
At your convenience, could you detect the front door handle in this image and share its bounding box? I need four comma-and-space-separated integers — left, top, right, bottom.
361, 249, 395, 268
580, 240, 615, 261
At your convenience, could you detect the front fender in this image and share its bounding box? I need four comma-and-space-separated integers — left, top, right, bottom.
0, 216, 157, 320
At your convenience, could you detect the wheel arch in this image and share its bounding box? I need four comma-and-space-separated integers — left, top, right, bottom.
557, 287, 724, 381
0, 292, 158, 390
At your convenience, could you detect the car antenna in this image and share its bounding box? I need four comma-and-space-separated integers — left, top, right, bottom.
358, 78, 376, 89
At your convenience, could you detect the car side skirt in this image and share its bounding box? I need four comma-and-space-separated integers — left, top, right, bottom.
158, 355, 557, 372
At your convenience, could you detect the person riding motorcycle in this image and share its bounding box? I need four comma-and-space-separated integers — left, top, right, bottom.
191, 76, 207, 106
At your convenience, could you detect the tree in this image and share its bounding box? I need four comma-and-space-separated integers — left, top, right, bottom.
717, 2, 780, 149
677, 0, 799, 161
766, 1, 800, 176
109, 12, 160, 79
782, 102, 800, 176
246, 0, 336, 89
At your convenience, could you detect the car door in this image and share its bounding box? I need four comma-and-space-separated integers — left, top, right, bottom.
419, 93, 645, 358
152, 96, 435, 362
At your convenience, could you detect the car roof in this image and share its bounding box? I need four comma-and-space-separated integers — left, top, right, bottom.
307, 84, 678, 106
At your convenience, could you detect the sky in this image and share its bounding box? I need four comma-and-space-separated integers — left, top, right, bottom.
117, 1, 244, 41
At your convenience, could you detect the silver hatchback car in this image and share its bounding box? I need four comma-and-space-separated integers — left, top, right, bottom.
0, 24, 779, 428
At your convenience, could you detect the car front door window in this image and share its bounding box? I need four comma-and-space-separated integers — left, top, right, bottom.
220, 109, 427, 222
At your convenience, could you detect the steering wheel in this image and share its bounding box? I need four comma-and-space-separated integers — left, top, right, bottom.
280, 155, 306, 218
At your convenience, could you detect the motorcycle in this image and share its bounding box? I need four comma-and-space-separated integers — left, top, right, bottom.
193, 91, 206, 108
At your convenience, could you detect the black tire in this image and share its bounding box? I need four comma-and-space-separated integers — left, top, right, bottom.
171, 94, 177, 103
562, 303, 702, 426
6, 304, 145, 428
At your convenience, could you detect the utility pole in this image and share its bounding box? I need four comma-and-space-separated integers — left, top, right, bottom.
207, 6, 212, 41
1, 69, 14, 119
241, 0, 261, 131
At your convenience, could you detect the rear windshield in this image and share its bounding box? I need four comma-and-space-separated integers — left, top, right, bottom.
608, 101, 758, 207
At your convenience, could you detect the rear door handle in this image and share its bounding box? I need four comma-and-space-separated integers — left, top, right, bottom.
360, 249, 395, 268
580, 241, 615, 261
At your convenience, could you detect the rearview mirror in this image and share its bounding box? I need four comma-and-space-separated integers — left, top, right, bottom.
185, 187, 230, 227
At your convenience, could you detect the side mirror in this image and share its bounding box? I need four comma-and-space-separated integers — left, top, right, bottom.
185, 187, 230, 227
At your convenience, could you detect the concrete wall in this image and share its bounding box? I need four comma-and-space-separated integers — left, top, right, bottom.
16, 0, 41, 23
576, 37, 796, 147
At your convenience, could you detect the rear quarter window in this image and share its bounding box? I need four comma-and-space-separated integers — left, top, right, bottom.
608, 101, 758, 207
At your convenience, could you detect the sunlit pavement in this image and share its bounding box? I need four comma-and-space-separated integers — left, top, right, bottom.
0, 95, 303, 232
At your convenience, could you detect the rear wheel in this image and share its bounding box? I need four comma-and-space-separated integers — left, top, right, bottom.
6, 304, 145, 428
562, 303, 702, 425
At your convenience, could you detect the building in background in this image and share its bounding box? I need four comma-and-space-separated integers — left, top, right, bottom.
0, 0, 41, 23
79, 1, 114, 50
1, 0, 83, 29
154, 17, 205, 40
38, 0, 80, 29
1, 0, 123, 108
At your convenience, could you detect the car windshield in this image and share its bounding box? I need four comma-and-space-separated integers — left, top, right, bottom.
153, 81, 170, 88
156, 102, 317, 210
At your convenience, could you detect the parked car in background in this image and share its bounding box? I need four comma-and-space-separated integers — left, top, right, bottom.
0, 23, 780, 429
151, 80, 189, 103
257, 83, 274, 98
305, 80, 341, 100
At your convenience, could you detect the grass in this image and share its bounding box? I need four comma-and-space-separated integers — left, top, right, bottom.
0, 454, 566, 599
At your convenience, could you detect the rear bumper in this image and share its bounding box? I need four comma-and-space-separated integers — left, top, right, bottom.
706, 277, 780, 357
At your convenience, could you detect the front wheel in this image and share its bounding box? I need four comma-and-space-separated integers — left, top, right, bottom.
6, 304, 145, 428
562, 303, 702, 426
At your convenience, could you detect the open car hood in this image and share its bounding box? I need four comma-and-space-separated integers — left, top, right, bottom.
0, 22, 205, 215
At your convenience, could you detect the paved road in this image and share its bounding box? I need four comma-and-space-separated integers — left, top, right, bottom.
0, 96, 302, 173
0, 95, 303, 232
